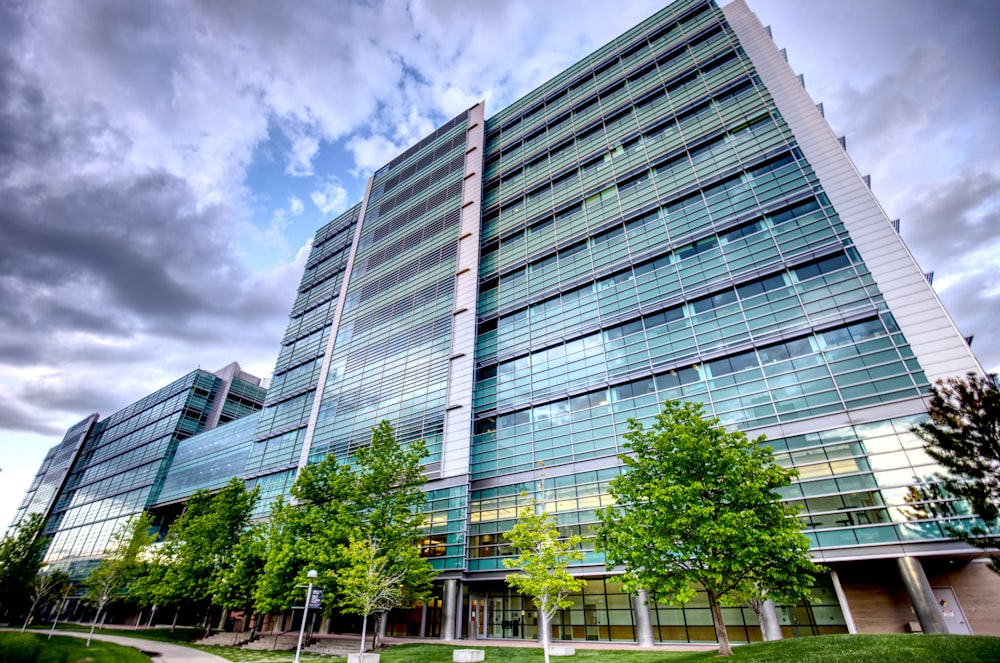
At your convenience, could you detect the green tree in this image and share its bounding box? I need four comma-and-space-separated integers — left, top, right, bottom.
255, 420, 436, 642
129, 555, 184, 630
336, 536, 408, 656
215, 521, 268, 634
132, 478, 258, 633
84, 512, 156, 646
503, 494, 585, 663
914, 373, 1000, 572
0, 513, 48, 618
253, 496, 309, 619
21, 568, 71, 631
596, 400, 820, 656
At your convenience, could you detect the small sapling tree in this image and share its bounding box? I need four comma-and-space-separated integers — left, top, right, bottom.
503, 486, 585, 663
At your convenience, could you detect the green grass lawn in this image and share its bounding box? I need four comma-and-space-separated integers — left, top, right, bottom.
31, 623, 205, 644
378, 635, 1000, 663
28, 627, 1000, 662
1, 632, 151, 663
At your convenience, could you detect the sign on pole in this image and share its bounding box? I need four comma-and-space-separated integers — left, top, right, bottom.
308, 588, 323, 609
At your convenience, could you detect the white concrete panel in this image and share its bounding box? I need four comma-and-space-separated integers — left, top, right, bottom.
441, 102, 486, 479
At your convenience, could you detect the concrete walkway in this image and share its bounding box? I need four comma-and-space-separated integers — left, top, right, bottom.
41, 630, 230, 663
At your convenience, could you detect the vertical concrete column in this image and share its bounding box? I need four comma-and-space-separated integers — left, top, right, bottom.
441, 578, 458, 640
456, 582, 465, 639
441, 101, 486, 478
829, 568, 857, 634
759, 599, 782, 641
419, 601, 428, 638
633, 590, 655, 646
897, 556, 947, 634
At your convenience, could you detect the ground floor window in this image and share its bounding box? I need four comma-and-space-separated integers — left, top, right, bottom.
456, 573, 847, 643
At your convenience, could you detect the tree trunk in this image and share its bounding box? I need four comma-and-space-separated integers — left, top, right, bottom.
707, 589, 731, 656
539, 610, 551, 663
49, 599, 66, 639
171, 608, 179, 632
22, 598, 39, 631
359, 614, 369, 655
87, 606, 102, 647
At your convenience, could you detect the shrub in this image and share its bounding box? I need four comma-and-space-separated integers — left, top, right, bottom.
0, 631, 42, 663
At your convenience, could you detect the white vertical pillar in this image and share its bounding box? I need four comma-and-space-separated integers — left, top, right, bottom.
829, 568, 857, 634
633, 590, 654, 646
897, 556, 948, 634
441, 578, 458, 640
441, 101, 486, 479
759, 599, 782, 641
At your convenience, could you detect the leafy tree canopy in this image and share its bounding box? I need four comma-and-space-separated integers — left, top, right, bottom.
596, 400, 820, 656
503, 493, 585, 663
84, 512, 157, 646
131, 477, 258, 635
0, 513, 48, 615
915, 373, 1000, 572
256, 420, 436, 620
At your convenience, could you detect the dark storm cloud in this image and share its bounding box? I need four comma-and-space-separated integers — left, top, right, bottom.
2, 175, 215, 318
936, 276, 1000, 381
19, 378, 108, 418
898, 169, 1000, 257
0, 399, 64, 437
0, 3, 298, 436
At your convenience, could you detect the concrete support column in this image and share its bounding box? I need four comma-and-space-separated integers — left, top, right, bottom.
456, 582, 465, 639
829, 568, 857, 634
759, 599, 782, 641
441, 578, 458, 640
419, 601, 428, 638
633, 590, 654, 646
897, 556, 947, 634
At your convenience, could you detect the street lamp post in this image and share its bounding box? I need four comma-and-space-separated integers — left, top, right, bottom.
293, 569, 318, 663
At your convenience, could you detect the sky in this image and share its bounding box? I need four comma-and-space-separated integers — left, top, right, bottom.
1, 0, 998, 531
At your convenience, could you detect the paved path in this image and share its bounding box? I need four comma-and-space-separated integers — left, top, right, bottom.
41, 630, 230, 663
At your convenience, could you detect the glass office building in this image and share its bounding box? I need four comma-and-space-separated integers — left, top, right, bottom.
276, 0, 988, 641
33, 363, 265, 579
16, 0, 996, 642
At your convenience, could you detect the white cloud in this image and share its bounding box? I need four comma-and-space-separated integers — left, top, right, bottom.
289, 196, 304, 215
310, 178, 349, 216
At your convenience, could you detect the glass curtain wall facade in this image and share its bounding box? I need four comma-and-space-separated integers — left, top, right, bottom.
11, 414, 99, 528
244, 203, 362, 513
39, 364, 265, 577
449, 0, 984, 644
256, 0, 988, 645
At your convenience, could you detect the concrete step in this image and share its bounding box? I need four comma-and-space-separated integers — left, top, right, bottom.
241, 634, 303, 650
304, 640, 365, 656
197, 632, 252, 646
